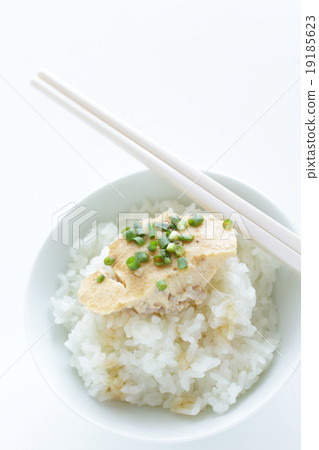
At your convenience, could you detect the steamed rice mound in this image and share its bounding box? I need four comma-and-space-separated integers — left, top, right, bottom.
52, 201, 280, 416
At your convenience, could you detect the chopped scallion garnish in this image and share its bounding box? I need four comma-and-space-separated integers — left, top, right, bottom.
126, 256, 140, 270
175, 245, 185, 257
158, 236, 170, 248
155, 222, 169, 231
148, 240, 158, 252
135, 227, 146, 237
123, 228, 137, 241
104, 256, 115, 266
177, 219, 188, 231
135, 251, 149, 262
153, 254, 165, 266
223, 219, 233, 230
156, 280, 167, 291
177, 257, 188, 269
133, 236, 146, 246
169, 230, 179, 241
148, 222, 156, 239
188, 214, 204, 227
96, 274, 105, 283
166, 243, 176, 253
164, 257, 171, 264
159, 248, 167, 258
169, 213, 180, 224
178, 234, 194, 242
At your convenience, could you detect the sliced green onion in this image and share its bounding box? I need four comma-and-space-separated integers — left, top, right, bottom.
121, 226, 130, 235
166, 229, 171, 237
158, 236, 170, 248
168, 223, 177, 230
159, 248, 167, 257
188, 214, 204, 227
133, 236, 146, 246
156, 280, 167, 291
148, 240, 158, 252
177, 219, 188, 231
175, 245, 185, 257
177, 257, 188, 269
135, 251, 149, 263
135, 227, 146, 237
166, 243, 176, 253
164, 257, 171, 265
133, 221, 145, 235
126, 256, 140, 271
155, 222, 169, 231
96, 274, 105, 283
178, 234, 194, 242
223, 219, 233, 230
148, 222, 156, 239
169, 213, 180, 224
153, 254, 165, 266
169, 230, 179, 241
104, 256, 115, 266
123, 228, 137, 241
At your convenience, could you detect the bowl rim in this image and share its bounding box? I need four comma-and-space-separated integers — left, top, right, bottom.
24, 169, 301, 442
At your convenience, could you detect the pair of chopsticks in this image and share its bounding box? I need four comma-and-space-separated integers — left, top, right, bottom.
32, 70, 301, 273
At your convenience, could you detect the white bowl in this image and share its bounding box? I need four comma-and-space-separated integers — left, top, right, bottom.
25, 170, 300, 442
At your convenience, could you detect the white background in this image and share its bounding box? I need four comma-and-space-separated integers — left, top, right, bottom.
0, 0, 300, 449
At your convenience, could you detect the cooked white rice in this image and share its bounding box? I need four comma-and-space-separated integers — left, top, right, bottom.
51, 200, 280, 416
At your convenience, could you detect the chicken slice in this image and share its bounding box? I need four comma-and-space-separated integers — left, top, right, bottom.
78, 211, 237, 314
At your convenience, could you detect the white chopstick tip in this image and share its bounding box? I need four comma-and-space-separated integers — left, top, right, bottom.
38, 68, 50, 76
37, 69, 47, 78
37, 71, 48, 83
38, 69, 57, 84
30, 76, 52, 92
